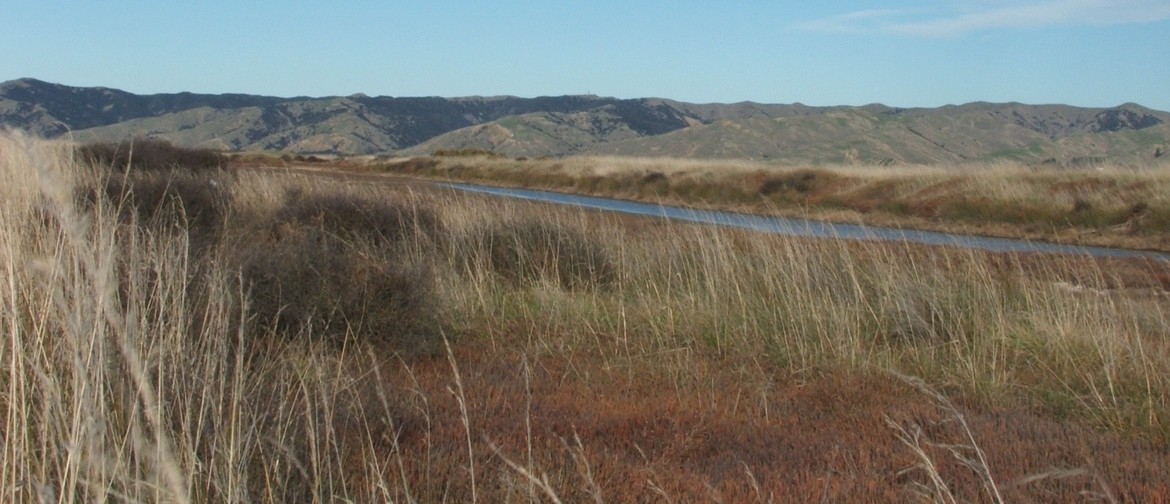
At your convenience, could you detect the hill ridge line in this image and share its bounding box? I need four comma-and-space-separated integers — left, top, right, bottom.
2, 78, 1167, 164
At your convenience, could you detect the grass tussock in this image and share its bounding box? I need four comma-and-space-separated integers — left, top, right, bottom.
454, 216, 616, 290
5, 131, 1170, 502
236, 186, 445, 347
270, 188, 443, 246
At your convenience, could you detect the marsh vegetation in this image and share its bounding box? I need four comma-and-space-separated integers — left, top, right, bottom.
374, 154, 1170, 252
3, 133, 1169, 502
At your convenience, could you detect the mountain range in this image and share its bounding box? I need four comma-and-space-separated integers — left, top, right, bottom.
2, 78, 1168, 165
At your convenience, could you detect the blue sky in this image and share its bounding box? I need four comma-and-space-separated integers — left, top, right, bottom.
3, 1, 1169, 110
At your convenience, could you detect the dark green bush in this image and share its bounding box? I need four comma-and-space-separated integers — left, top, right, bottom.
750, 169, 841, 197
77, 138, 224, 171
376, 157, 441, 174
432, 148, 503, 158
75, 168, 235, 258
237, 190, 444, 350
637, 172, 670, 197
239, 226, 438, 350
104, 170, 232, 228
272, 190, 442, 246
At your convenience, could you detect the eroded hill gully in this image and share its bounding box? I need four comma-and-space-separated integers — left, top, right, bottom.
904, 125, 970, 160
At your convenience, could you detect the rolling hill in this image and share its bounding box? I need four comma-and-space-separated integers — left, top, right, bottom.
580, 103, 1170, 164
2, 78, 1168, 164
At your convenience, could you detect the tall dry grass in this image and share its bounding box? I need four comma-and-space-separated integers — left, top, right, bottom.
437, 194, 1170, 432
0, 133, 428, 502
4, 132, 1170, 501
2, 133, 199, 501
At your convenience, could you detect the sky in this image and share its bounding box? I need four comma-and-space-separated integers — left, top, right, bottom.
3, 1, 1169, 110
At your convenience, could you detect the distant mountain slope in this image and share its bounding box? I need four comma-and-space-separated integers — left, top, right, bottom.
585, 105, 1170, 164
2, 78, 1168, 163
398, 107, 657, 158
0, 78, 284, 137
1, 78, 696, 154
411, 103, 1170, 164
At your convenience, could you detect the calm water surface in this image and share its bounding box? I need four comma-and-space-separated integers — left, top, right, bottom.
444, 183, 1170, 262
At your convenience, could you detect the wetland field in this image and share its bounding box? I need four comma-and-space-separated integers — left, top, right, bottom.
5, 135, 1170, 502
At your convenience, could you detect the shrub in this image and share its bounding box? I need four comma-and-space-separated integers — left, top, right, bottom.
750, 169, 841, 197
239, 226, 438, 350
271, 189, 442, 247
105, 170, 231, 226
377, 157, 441, 174
237, 189, 444, 350
432, 148, 504, 158
638, 171, 670, 196
73, 168, 235, 258
77, 138, 224, 171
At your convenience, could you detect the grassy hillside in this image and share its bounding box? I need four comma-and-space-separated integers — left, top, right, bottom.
397, 102, 1170, 164
0, 77, 285, 136
2, 79, 696, 154
587, 106, 1170, 164
5, 132, 1170, 501
399, 108, 649, 158
4, 79, 1169, 162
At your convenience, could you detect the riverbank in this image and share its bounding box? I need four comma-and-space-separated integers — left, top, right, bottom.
366, 154, 1170, 253
443, 182, 1170, 261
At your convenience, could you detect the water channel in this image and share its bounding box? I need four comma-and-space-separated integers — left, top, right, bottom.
444, 183, 1170, 262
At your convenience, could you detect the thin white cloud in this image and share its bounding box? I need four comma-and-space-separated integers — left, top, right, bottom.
800, 0, 1170, 37
794, 9, 906, 33
839, 9, 905, 21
